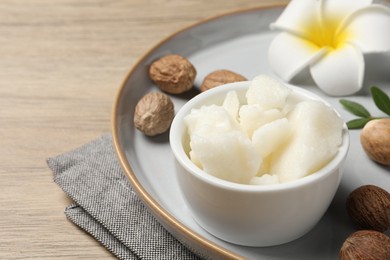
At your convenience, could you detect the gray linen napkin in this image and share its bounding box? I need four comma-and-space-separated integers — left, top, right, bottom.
47, 134, 202, 260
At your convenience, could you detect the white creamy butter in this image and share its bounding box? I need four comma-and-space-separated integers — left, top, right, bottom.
184, 75, 343, 185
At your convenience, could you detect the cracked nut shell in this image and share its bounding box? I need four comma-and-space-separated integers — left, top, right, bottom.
149, 54, 196, 94
134, 92, 174, 136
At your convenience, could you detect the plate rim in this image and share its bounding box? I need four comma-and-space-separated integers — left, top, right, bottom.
112, 4, 286, 259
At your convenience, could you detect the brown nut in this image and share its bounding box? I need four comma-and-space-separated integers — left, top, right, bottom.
200, 69, 247, 92
346, 185, 390, 232
339, 230, 390, 260
360, 118, 390, 166
149, 54, 196, 94
134, 92, 174, 136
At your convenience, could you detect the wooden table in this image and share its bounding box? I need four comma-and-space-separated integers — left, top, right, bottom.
0, 0, 289, 258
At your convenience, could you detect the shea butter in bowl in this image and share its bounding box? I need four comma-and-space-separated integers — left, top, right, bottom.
170, 75, 349, 247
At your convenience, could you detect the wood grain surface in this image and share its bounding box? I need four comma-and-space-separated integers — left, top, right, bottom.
0, 0, 289, 258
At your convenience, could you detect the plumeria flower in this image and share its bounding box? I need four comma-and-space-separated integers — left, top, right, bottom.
268, 0, 390, 96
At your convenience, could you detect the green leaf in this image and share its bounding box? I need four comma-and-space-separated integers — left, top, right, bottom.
346, 118, 372, 129
371, 86, 390, 116
339, 99, 371, 118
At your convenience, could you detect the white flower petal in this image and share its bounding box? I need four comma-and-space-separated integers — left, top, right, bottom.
340, 5, 390, 53
310, 44, 364, 96
268, 32, 327, 81
271, 0, 321, 38
320, 0, 373, 23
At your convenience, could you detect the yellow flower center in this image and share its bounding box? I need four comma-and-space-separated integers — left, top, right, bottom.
303, 17, 350, 50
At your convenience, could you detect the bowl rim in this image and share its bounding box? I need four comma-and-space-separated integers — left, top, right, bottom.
170, 80, 350, 193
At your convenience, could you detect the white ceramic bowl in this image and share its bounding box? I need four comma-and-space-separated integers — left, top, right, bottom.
170, 81, 349, 247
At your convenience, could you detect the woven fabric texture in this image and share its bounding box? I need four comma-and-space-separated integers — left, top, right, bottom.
47, 134, 202, 260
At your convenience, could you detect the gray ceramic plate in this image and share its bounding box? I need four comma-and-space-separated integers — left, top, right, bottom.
112, 5, 390, 259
